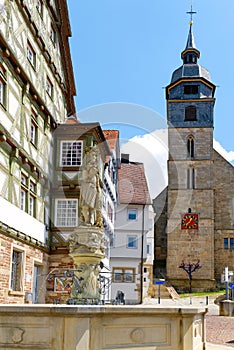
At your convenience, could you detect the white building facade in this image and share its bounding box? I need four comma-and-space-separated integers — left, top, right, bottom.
110, 157, 154, 304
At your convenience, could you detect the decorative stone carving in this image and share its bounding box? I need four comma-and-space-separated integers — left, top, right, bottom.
130, 328, 145, 343
69, 226, 105, 256
11, 327, 25, 344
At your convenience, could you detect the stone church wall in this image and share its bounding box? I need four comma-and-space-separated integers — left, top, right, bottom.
213, 150, 234, 280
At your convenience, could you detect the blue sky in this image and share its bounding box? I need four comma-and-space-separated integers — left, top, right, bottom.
67, 0, 234, 161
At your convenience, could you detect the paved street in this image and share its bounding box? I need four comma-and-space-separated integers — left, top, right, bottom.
144, 295, 234, 349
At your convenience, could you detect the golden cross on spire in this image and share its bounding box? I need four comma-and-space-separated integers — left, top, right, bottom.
186, 3, 196, 25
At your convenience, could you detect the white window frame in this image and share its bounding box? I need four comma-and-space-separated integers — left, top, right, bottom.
30, 118, 38, 146
55, 199, 78, 227
29, 194, 35, 216
60, 140, 83, 167
20, 189, 26, 211
127, 235, 138, 249
127, 209, 137, 221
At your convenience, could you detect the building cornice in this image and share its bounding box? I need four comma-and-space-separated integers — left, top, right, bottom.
0, 221, 49, 252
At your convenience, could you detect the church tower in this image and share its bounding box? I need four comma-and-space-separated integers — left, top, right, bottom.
165, 10, 216, 291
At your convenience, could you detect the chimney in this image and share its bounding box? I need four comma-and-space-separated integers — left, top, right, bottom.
121, 153, 129, 163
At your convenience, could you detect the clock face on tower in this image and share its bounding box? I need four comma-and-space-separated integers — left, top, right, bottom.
181, 213, 198, 230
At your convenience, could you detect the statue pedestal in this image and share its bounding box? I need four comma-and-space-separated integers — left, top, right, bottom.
69, 225, 105, 302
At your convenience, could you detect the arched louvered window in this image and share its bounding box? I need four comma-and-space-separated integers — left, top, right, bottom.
185, 105, 197, 121
187, 135, 195, 158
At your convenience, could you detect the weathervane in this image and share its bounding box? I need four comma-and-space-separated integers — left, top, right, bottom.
186, 3, 196, 25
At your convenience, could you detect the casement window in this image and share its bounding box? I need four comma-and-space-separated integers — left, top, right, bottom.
20, 174, 28, 212
127, 235, 138, 249
46, 76, 53, 98
30, 112, 38, 146
20, 174, 37, 217
185, 105, 197, 121
113, 268, 135, 283
27, 41, 36, 68
187, 135, 195, 158
187, 168, 195, 189
10, 249, 24, 291
60, 141, 83, 167
29, 193, 35, 216
128, 209, 137, 221
0, 65, 6, 107
36, 0, 43, 17
55, 199, 78, 227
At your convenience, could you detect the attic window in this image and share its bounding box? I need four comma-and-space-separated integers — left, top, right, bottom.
185, 105, 197, 121
184, 85, 198, 95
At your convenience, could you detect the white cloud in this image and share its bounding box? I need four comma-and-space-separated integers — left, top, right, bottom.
121, 129, 168, 199
121, 131, 234, 199
213, 140, 234, 163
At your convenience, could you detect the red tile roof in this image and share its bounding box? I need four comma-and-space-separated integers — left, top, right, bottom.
103, 130, 119, 151
65, 115, 79, 124
118, 162, 151, 205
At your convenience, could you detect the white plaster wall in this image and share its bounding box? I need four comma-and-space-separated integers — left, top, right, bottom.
0, 195, 46, 243
110, 257, 140, 303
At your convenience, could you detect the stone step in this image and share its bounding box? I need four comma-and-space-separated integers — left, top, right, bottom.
148, 283, 180, 300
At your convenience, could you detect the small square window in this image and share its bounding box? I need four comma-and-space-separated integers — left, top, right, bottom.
184, 85, 198, 95
127, 235, 137, 249
60, 141, 83, 167
55, 199, 78, 227
128, 209, 137, 220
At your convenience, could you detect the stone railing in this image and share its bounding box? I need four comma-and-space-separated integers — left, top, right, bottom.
0, 304, 207, 349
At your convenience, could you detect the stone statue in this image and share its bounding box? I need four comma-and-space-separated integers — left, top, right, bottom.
80, 146, 103, 227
